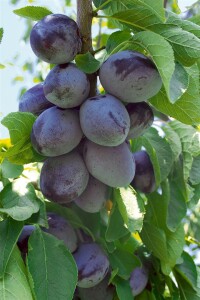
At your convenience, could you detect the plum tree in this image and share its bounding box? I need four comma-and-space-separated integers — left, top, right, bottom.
74, 175, 109, 213
126, 102, 154, 139
129, 265, 149, 296
18, 83, 54, 115
80, 94, 130, 146
131, 150, 156, 193
42, 212, 78, 253
31, 106, 83, 157
83, 140, 135, 187
30, 14, 82, 64
40, 151, 89, 204
73, 243, 109, 288
17, 225, 35, 257
77, 273, 114, 300
43, 63, 90, 108
99, 50, 162, 103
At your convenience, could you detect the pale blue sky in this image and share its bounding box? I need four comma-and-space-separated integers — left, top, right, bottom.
0, 0, 197, 138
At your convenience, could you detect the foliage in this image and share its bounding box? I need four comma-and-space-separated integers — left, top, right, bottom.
0, 0, 200, 299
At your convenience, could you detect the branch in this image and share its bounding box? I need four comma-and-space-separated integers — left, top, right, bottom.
76, 0, 97, 96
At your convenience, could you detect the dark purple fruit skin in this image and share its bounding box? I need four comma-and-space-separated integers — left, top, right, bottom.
74, 176, 109, 213
42, 213, 78, 253
30, 14, 82, 64
83, 140, 135, 188
19, 83, 54, 115
80, 94, 130, 146
131, 150, 156, 193
78, 272, 114, 300
31, 106, 83, 157
17, 225, 35, 257
73, 243, 109, 288
40, 152, 89, 204
126, 102, 154, 139
129, 266, 149, 296
43, 63, 90, 108
99, 50, 162, 103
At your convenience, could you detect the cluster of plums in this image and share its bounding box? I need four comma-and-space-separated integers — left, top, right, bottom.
18, 13, 160, 298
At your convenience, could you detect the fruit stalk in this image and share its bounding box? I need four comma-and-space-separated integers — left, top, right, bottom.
76, 0, 97, 97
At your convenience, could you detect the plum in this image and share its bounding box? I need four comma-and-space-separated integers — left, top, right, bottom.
30, 14, 82, 64
80, 94, 130, 146
40, 151, 89, 204
19, 83, 54, 115
126, 102, 154, 139
131, 150, 156, 193
43, 63, 90, 108
129, 265, 149, 296
17, 225, 35, 257
99, 50, 162, 103
74, 176, 109, 213
77, 273, 114, 300
31, 106, 83, 157
83, 140, 135, 187
73, 243, 109, 288
42, 212, 78, 253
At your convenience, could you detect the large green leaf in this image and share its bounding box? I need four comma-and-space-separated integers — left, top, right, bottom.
106, 30, 132, 54
169, 120, 200, 179
13, 6, 52, 21
175, 251, 198, 289
112, 276, 134, 300
27, 228, 78, 300
0, 180, 40, 221
174, 269, 200, 300
0, 218, 23, 278
167, 160, 188, 231
113, 187, 144, 233
1, 112, 45, 165
167, 11, 200, 39
162, 125, 182, 160
190, 156, 200, 185
108, 248, 140, 278
0, 247, 33, 300
0, 159, 23, 178
150, 64, 200, 125
106, 202, 130, 242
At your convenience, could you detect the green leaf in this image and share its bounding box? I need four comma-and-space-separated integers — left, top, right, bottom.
106, 202, 130, 242
150, 64, 200, 125
136, 127, 174, 186
174, 269, 200, 300
190, 156, 200, 185
0, 64, 5, 69
1, 159, 23, 178
167, 11, 200, 39
1, 112, 45, 164
109, 248, 140, 279
0, 180, 40, 221
26, 198, 48, 228
112, 276, 133, 300
0, 218, 23, 278
110, 8, 163, 32
27, 228, 78, 300
167, 160, 187, 231
75, 52, 101, 74
13, 6, 52, 21
175, 251, 197, 289
114, 187, 144, 233
162, 124, 182, 160
106, 30, 132, 54
169, 120, 199, 179
0, 247, 33, 300
0, 28, 3, 44
153, 25, 200, 66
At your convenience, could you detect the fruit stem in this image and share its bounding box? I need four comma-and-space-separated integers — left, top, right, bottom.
76, 0, 97, 97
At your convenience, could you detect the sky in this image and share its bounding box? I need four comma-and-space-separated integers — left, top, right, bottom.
0, 0, 197, 138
